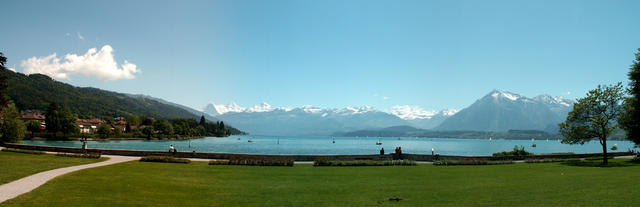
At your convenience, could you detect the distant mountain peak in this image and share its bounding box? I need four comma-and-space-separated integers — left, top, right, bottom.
387, 105, 458, 120
533, 94, 574, 107
487, 89, 523, 101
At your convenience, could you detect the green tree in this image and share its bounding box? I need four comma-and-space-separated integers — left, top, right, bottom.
154, 120, 173, 136
59, 107, 79, 137
45, 102, 61, 135
620, 48, 640, 145
0, 52, 9, 107
142, 126, 154, 139
0, 103, 25, 143
26, 120, 42, 138
113, 126, 123, 137
199, 115, 206, 126
126, 115, 140, 126
559, 83, 625, 165
97, 123, 112, 138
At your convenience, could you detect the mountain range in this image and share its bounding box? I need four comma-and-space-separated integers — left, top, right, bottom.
200, 90, 574, 136
435, 90, 574, 132
4, 68, 575, 137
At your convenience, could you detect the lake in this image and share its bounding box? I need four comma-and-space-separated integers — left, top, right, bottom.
21, 135, 638, 156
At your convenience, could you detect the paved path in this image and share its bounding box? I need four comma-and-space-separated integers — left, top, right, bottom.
0, 155, 137, 203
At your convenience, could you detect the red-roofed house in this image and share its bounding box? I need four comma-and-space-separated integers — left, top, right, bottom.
77, 118, 106, 134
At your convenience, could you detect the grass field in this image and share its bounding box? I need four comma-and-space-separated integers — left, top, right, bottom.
0, 151, 106, 185
1, 158, 639, 207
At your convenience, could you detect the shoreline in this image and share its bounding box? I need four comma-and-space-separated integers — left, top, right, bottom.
2, 142, 636, 161
22, 136, 215, 142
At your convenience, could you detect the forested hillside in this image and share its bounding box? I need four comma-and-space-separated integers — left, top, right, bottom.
2, 69, 229, 123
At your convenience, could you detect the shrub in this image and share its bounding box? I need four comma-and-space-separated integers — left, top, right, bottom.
313, 159, 416, 166
631, 156, 640, 163
492, 145, 533, 160
540, 152, 575, 155
1, 148, 45, 154
208, 160, 230, 165
56, 152, 101, 159
140, 156, 190, 164
433, 159, 513, 166
584, 156, 615, 161
222, 156, 294, 166
524, 159, 570, 163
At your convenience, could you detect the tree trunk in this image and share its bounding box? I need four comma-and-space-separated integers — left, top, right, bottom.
601, 135, 608, 165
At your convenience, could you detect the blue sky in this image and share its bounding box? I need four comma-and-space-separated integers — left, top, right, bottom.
1, 0, 639, 111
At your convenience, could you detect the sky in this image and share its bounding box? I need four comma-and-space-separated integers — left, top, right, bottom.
1, 0, 639, 112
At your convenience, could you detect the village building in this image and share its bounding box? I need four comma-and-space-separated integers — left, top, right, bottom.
77, 118, 106, 134
20, 110, 46, 128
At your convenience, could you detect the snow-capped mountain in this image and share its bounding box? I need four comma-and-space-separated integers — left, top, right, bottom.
387, 106, 458, 129
203, 102, 280, 115
435, 90, 574, 132
212, 105, 408, 136
387, 105, 458, 120
200, 102, 456, 136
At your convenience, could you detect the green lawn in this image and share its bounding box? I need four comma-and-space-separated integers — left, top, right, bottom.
0, 151, 107, 185
1, 159, 639, 207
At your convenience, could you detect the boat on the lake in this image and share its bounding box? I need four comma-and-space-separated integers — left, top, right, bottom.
611, 144, 618, 150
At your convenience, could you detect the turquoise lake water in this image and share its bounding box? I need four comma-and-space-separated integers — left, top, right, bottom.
21, 135, 637, 156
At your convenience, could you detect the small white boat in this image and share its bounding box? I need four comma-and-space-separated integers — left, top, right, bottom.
611, 144, 618, 150
248, 139, 253, 143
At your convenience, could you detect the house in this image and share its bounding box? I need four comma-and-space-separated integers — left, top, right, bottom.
77, 118, 106, 134
20, 110, 46, 127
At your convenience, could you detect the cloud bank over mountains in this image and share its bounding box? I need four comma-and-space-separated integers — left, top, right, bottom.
21, 45, 140, 81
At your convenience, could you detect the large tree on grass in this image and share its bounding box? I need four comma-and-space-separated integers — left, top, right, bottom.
620, 48, 640, 145
559, 83, 625, 165
0, 103, 25, 143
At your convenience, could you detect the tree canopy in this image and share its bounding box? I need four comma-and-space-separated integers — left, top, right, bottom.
620, 48, 640, 145
0, 103, 25, 143
559, 83, 625, 164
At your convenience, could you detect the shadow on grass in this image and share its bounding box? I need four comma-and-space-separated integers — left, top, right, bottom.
560, 159, 638, 168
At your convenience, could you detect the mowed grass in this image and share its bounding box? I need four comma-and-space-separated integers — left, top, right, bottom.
0, 151, 107, 185
2, 159, 640, 207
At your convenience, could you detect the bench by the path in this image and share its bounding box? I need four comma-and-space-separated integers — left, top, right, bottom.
0, 155, 137, 203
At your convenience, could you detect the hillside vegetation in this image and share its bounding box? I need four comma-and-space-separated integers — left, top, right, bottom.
3, 69, 203, 120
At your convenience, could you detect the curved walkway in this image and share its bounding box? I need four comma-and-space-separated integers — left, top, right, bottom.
0, 155, 137, 203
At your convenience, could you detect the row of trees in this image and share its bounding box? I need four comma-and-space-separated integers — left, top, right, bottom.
559, 48, 640, 164
95, 115, 235, 139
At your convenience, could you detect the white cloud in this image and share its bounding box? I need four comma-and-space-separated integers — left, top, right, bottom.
21, 45, 140, 81
383, 96, 390, 100
77, 32, 84, 40
567, 91, 571, 95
